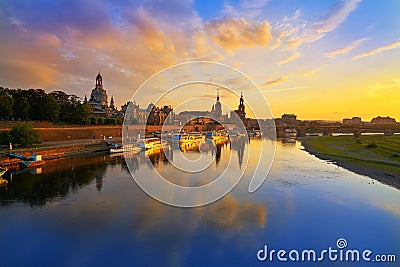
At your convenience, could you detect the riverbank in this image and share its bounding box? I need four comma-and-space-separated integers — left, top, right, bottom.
299, 135, 400, 189
0, 139, 110, 168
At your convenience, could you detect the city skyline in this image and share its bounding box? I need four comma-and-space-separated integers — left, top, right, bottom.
0, 1, 399, 120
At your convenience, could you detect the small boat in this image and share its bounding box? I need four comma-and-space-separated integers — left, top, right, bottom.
253, 130, 261, 137
0, 167, 7, 178
180, 132, 204, 143
19, 154, 45, 168
284, 128, 297, 138
137, 138, 168, 150
110, 144, 141, 154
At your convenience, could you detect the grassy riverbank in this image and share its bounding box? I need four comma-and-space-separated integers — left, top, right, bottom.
300, 135, 400, 189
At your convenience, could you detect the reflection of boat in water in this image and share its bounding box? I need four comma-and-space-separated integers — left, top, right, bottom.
179, 141, 203, 152
180, 132, 205, 143
110, 144, 141, 154
206, 131, 229, 143
138, 138, 168, 151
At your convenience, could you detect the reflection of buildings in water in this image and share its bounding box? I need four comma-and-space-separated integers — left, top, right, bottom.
95, 176, 103, 192
280, 138, 296, 146
230, 136, 248, 168
0, 156, 109, 206
215, 144, 222, 165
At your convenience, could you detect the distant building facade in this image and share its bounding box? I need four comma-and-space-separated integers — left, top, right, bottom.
371, 116, 396, 124
343, 117, 362, 126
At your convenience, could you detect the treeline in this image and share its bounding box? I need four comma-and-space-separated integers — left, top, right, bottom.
0, 87, 122, 125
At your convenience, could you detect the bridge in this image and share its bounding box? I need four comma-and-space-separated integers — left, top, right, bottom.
276, 123, 400, 138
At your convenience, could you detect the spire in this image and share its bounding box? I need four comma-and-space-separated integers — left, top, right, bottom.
110, 95, 115, 109
96, 71, 103, 88
217, 89, 220, 101
84, 94, 87, 103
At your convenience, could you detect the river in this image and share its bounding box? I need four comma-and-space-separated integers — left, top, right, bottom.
0, 138, 399, 266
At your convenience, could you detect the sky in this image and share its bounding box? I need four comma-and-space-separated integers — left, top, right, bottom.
0, 0, 399, 120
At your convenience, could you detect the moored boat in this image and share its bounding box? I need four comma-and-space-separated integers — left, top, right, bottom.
180, 132, 204, 143
0, 167, 7, 178
110, 144, 141, 154
137, 138, 168, 150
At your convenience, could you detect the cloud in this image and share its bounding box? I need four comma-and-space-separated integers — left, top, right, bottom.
261, 76, 287, 87
325, 37, 369, 57
313, 0, 362, 37
205, 17, 272, 52
222, 0, 270, 19
263, 86, 305, 93
352, 40, 400, 60
273, 0, 362, 50
298, 69, 319, 76
279, 52, 300, 65
123, 8, 169, 51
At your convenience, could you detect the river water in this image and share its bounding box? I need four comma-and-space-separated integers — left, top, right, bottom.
0, 138, 399, 267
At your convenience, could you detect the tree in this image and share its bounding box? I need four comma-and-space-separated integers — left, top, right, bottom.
51, 91, 81, 123
9, 124, 41, 147
26, 89, 46, 120
0, 88, 14, 119
14, 96, 31, 120
41, 94, 60, 121
73, 103, 92, 125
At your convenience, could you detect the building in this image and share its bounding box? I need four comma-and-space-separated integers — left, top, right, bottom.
88, 72, 109, 117
210, 90, 222, 119
371, 116, 396, 124
86, 72, 122, 118
343, 117, 362, 126
230, 93, 246, 125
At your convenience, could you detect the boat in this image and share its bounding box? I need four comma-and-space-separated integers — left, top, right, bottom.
110, 144, 141, 154
284, 128, 297, 138
253, 130, 261, 137
137, 138, 168, 150
0, 167, 8, 186
0, 167, 7, 178
19, 154, 45, 168
180, 132, 205, 143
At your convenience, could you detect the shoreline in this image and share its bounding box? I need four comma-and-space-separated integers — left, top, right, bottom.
299, 137, 400, 190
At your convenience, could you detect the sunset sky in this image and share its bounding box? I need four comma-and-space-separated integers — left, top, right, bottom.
0, 0, 399, 120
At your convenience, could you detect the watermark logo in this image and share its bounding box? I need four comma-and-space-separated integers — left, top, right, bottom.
257, 238, 397, 263
122, 61, 276, 207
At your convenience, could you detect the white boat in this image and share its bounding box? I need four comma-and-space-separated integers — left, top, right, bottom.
110, 144, 141, 154
137, 138, 168, 150
180, 132, 204, 143
284, 128, 297, 138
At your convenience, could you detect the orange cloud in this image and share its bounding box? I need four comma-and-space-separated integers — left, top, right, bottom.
261, 76, 287, 87
205, 17, 272, 52
278, 52, 300, 65
325, 37, 369, 58
353, 40, 400, 60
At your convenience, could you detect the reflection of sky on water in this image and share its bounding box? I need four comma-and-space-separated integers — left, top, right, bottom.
0, 139, 399, 266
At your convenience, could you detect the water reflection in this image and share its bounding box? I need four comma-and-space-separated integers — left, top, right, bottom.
0, 139, 399, 267
0, 156, 109, 206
